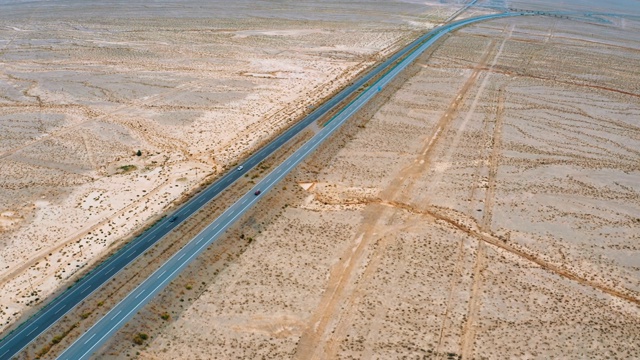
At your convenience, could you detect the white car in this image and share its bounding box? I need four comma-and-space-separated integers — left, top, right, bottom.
237, 165, 243, 171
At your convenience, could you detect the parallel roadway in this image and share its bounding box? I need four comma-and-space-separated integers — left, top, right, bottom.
0, 7, 476, 358
0, 11, 453, 360
56, 11, 531, 360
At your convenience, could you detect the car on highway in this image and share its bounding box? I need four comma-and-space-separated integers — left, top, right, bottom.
237, 165, 243, 171
169, 215, 178, 222
254, 190, 261, 196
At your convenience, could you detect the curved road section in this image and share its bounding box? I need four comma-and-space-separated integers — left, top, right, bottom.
54, 11, 531, 360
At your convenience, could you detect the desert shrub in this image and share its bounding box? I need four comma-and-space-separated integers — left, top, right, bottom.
119, 165, 137, 172
133, 333, 148, 345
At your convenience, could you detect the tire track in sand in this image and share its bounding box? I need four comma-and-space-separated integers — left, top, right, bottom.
293, 37, 498, 360
458, 26, 511, 360
434, 32, 510, 357
460, 89, 504, 360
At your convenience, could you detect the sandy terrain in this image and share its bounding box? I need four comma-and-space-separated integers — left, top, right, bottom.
0, 0, 453, 332
121, 8, 640, 360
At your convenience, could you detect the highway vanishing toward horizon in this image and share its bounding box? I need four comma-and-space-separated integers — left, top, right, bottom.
0, 14, 449, 360
53, 11, 533, 360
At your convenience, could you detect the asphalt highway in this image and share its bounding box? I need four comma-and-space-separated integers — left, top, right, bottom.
54, 11, 531, 360
4, 8, 505, 354
0, 13, 453, 360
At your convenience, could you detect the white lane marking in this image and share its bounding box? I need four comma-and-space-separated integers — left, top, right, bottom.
26, 326, 38, 336
241, 198, 247, 205
195, 238, 203, 245
84, 333, 97, 345
158, 270, 166, 278
111, 310, 122, 321
54, 305, 65, 314
81, 285, 91, 294
126, 248, 135, 258
0, 349, 9, 358
134, 290, 145, 299
178, 253, 186, 260
107, 266, 115, 273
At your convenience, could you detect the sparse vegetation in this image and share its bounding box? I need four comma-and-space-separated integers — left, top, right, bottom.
35, 322, 78, 358
4, 3, 640, 360
133, 332, 149, 345
119, 165, 137, 173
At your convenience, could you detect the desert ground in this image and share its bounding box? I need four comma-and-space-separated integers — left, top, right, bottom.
92, 6, 640, 360
2, 0, 639, 359
0, 0, 461, 332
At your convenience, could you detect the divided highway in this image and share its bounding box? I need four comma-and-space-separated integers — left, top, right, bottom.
0, 15, 449, 360
55, 11, 532, 360
0, 11, 457, 360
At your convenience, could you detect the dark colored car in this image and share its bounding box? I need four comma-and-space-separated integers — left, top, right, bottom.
254, 190, 261, 196
169, 215, 178, 222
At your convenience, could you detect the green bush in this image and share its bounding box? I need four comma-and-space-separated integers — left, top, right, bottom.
133, 333, 148, 345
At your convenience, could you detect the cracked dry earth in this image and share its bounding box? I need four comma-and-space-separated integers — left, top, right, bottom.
133, 13, 640, 360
